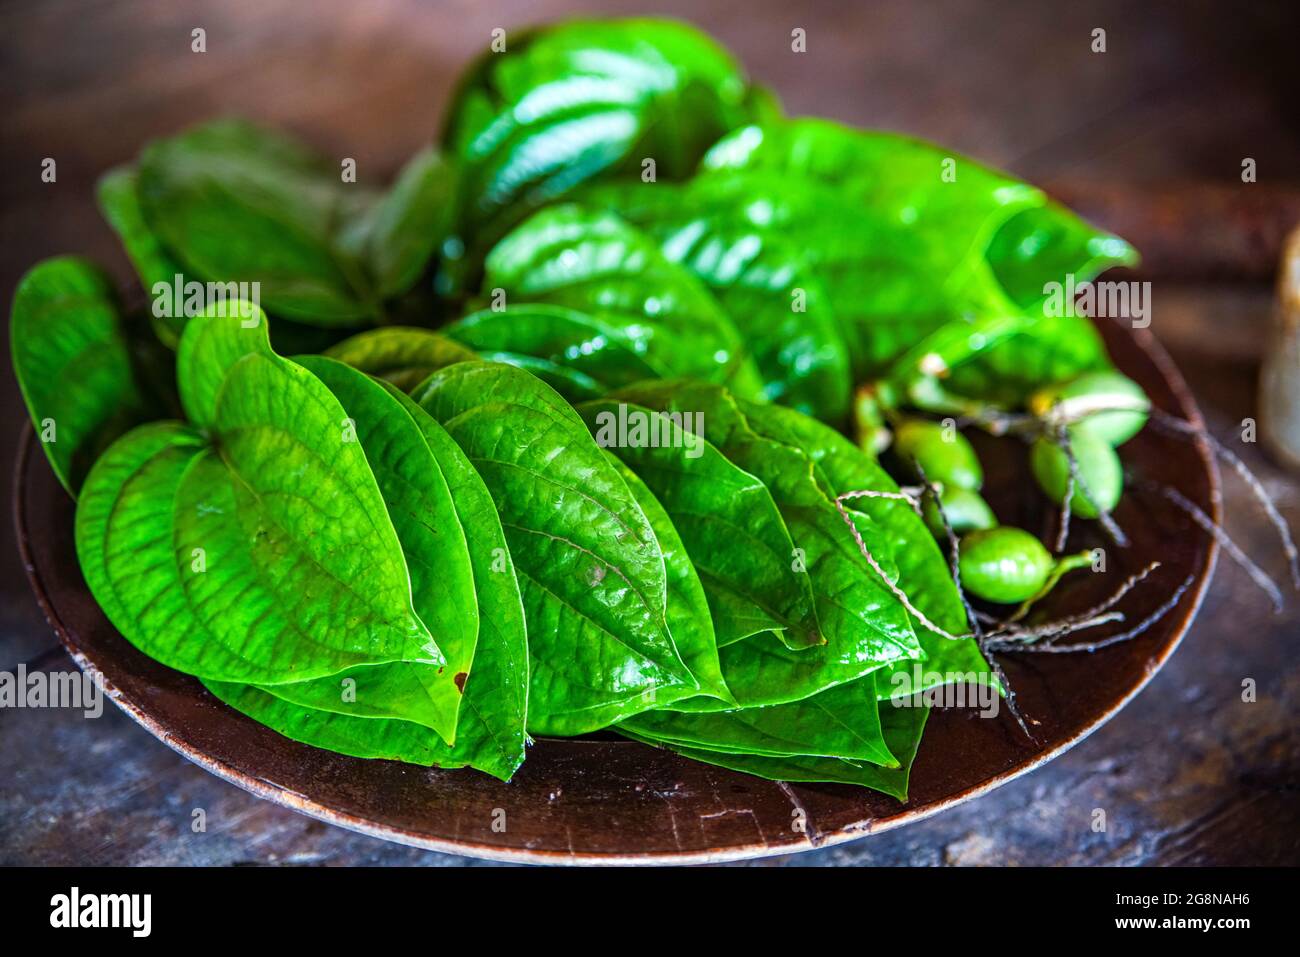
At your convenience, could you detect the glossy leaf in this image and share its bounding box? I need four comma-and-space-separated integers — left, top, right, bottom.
582, 179, 852, 421
412, 361, 698, 734
263, 356, 479, 737
11, 257, 155, 494
621, 674, 894, 764
607, 453, 732, 705
168, 306, 440, 683
576, 397, 818, 649
324, 326, 478, 393
623, 698, 930, 800
739, 400, 993, 697
610, 380, 923, 706
444, 305, 665, 398
478, 204, 764, 395
442, 17, 759, 271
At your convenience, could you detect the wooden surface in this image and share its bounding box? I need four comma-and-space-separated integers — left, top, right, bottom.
1, 0, 1297, 866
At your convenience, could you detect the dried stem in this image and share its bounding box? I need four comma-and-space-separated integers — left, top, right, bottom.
1135, 476, 1284, 612
1148, 407, 1300, 591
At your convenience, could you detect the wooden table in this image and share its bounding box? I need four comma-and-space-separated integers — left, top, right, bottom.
2, 0, 1297, 866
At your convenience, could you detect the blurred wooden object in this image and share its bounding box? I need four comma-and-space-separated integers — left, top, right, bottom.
1261, 228, 1300, 471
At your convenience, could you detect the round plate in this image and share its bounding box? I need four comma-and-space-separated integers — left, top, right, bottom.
13, 318, 1218, 864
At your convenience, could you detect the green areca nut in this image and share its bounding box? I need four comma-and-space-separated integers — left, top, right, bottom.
1030, 430, 1123, 519
922, 486, 996, 537
1029, 371, 1150, 446
892, 418, 983, 490
957, 527, 1054, 604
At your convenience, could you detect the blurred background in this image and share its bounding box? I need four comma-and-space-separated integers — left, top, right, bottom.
2, 0, 1297, 865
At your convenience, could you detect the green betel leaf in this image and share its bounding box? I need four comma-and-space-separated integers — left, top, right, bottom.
691, 121, 1047, 377
581, 180, 852, 422
606, 452, 732, 705
609, 380, 922, 706
739, 401, 994, 697
702, 119, 1040, 245
411, 361, 699, 734
96, 167, 189, 347
380, 382, 529, 777
259, 356, 480, 739
623, 700, 929, 800
444, 305, 666, 400
166, 307, 441, 679
341, 147, 458, 299
137, 119, 374, 324
577, 398, 818, 649
10, 256, 155, 495
134, 120, 454, 329
76, 421, 271, 680
213, 378, 534, 780
323, 326, 478, 393
442, 17, 759, 269
943, 203, 1139, 405
204, 681, 460, 765
478, 204, 764, 395
621, 673, 894, 765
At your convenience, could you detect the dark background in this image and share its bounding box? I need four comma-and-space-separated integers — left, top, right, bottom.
2, 0, 1297, 865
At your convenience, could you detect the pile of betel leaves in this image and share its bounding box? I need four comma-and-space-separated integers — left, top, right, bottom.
13, 18, 1168, 797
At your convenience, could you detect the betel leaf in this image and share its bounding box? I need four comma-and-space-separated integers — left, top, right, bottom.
441, 17, 761, 274
211, 378, 531, 780
378, 382, 529, 777
259, 356, 479, 738
739, 400, 993, 696
605, 452, 732, 705
411, 361, 699, 734
691, 120, 1049, 377
478, 204, 764, 396
138, 119, 373, 324
622, 698, 929, 800
701, 119, 1040, 245
215, 374, 530, 780
11, 256, 155, 495
581, 179, 852, 422
576, 398, 819, 649
339, 147, 458, 299
323, 326, 478, 392
204, 681, 461, 766
943, 202, 1139, 405
609, 380, 923, 706
97, 167, 189, 346
135, 119, 453, 328
76, 421, 269, 680
444, 305, 666, 400
165, 305, 443, 689
620, 673, 894, 765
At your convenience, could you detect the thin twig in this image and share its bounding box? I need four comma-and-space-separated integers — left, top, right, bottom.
1135, 476, 1284, 612
985, 571, 1197, 654
1056, 427, 1129, 547
1148, 407, 1300, 590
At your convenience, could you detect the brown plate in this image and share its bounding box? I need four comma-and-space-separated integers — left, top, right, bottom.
13, 318, 1218, 864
